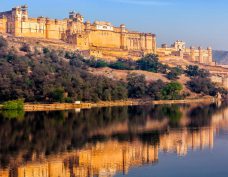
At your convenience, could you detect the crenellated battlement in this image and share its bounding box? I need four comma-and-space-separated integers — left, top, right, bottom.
0, 5, 214, 64
0, 5, 156, 56
157, 41, 215, 65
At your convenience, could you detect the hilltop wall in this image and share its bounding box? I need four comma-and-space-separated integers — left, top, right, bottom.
0, 5, 216, 65
0, 5, 156, 59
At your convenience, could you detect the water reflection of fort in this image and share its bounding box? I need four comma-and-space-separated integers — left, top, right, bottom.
0, 128, 215, 177
1, 103, 228, 177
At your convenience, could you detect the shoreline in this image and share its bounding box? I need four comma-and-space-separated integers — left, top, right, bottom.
0, 97, 217, 112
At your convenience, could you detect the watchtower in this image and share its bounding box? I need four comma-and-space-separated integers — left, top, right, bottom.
12, 5, 28, 21
172, 40, 186, 51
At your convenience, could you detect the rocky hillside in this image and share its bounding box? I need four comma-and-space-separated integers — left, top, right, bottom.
213, 50, 228, 65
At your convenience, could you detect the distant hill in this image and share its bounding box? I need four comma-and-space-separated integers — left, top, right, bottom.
213, 50, 228, 65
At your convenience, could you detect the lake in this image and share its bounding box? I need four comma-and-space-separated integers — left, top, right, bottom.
0, 102, 228, 177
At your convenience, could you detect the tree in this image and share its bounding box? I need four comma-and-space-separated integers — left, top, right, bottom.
48, 88, 65, 102
161, 82, 183, 100
137, 54, 167, 73
166, 66, 183, 80
86, 58, 108, 68
187, 77, 217, 96
185, 65, 210, 78
146, 79, 166, 100
69, 54, 86, 68
109, 59, 136, 70
111, 83, 128, 100
127, 73, 147, 98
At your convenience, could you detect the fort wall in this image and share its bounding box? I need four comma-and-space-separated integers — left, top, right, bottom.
157, 41, 215, 66
0, 6, 213, 65
0, 5, 156, 59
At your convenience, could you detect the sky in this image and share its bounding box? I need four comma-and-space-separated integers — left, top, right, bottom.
1, 0, 228, 50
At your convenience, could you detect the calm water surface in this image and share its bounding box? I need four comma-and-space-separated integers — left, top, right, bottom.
0, 102, 228, 177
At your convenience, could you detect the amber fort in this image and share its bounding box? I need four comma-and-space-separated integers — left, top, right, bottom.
0, 5, 217, 65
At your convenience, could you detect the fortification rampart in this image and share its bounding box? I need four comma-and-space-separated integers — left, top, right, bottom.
0, 6, 215, 65
157, 40, 215, 66
0, 5, 156, 59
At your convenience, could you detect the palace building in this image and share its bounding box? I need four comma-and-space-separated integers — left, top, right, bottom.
0, 5, 156, 58
0, 5, 215, 65
157, 40, 215, 65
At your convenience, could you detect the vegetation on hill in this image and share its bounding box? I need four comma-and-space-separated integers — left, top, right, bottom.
186, 65, 227, 96
0, 37, 128, 102
83, 54, 168, 72
0, 36, 226, 103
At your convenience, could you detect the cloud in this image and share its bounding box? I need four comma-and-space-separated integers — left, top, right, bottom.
105, 0, 171, 6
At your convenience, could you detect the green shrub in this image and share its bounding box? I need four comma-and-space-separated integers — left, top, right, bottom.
43, 47, 50, 54
65, 97, 73, 103
161, 82, 183, 100
109, 59, 136, 70
2, 99, 24, 110
137, 54, 168, 73
86, 58, 108, 68
109, 61, 128, 70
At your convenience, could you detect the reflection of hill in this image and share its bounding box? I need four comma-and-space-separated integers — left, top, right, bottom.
1, 102, 228, 177
0, 128, 216, 177
89, 118, 169, 137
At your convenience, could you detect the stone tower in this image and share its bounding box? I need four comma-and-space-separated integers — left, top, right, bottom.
190, 46, 195, 62
120, 24, 127, 49
207, 47, 213, 64
12, 5, 28, 36
173, 40, 186, 51
198, 47, 203, 63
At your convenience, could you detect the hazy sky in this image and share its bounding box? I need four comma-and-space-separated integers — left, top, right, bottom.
1, 0, 228, 50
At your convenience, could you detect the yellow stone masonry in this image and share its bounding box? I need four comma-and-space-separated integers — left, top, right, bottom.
0, 5, 156, 59
157, 40, 215, 65
0, 5, 214, 65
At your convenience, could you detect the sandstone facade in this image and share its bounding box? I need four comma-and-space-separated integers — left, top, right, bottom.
0, 5, 215, 65
157, 40, 215, 65
0, 5, 156, 59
